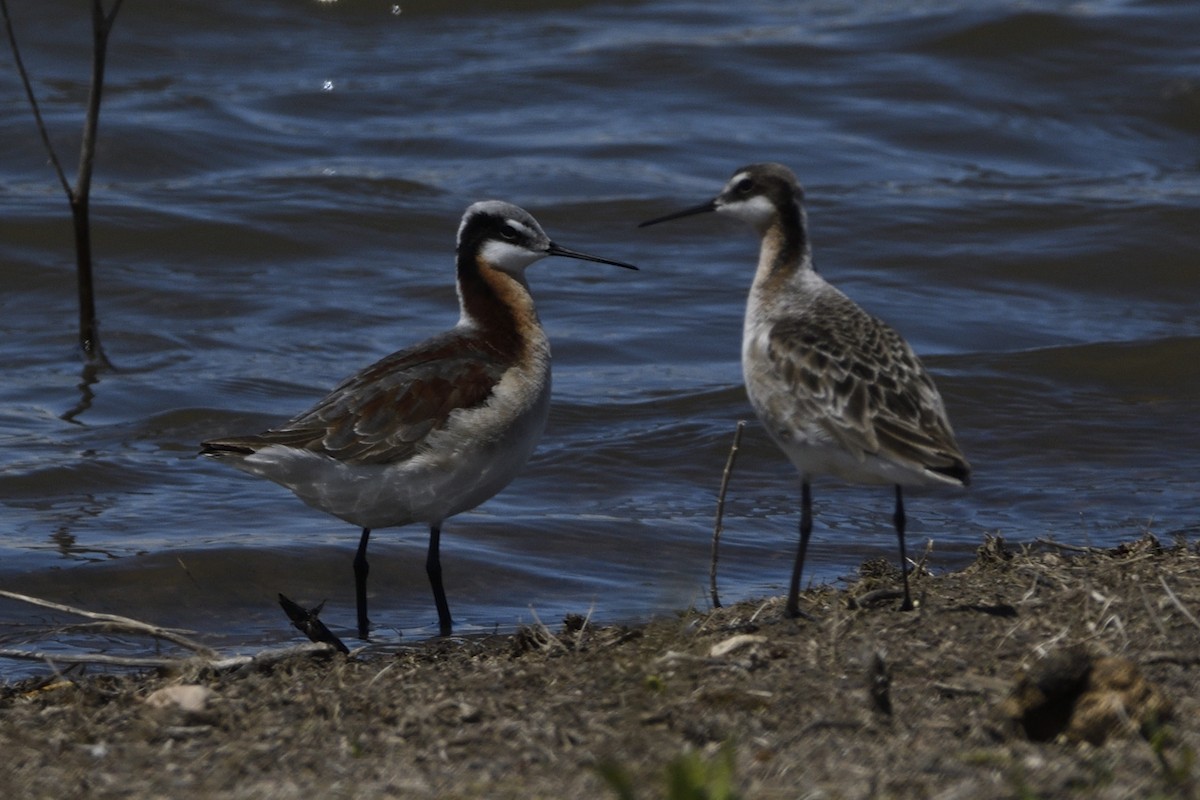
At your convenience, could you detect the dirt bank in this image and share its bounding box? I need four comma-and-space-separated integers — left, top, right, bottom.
2, 534, 1198, 799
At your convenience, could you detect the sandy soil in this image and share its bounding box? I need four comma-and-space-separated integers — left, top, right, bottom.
2, 534, 1198, 799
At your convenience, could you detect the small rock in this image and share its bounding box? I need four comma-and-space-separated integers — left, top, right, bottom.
709, 634, 767, 658
144, 684, 214, 715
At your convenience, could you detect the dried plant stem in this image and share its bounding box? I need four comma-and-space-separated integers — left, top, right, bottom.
0, 0, 71, 196
1159, 575, 1200, 634
0, 588, 217, 658
0, 589, 338, 671
0, 642, 334, 671
0, 649, 192, 669
710, 420, 746, 609
1033, 537, 1104, 554
0, 0, 124, 366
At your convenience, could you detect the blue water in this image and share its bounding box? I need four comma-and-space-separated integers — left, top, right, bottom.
2, 0, 1198, 672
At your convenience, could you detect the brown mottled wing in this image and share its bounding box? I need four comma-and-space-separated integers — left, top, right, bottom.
203, 330, 506, 465
764, 294, 969, 482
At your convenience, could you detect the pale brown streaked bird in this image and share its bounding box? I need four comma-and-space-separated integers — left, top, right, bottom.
640, 163, 969, 615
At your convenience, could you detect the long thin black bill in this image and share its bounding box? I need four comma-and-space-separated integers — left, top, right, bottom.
637, 199, 717, 228
548, 243, 639, 270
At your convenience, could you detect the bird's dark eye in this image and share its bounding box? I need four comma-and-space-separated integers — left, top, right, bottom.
735, 178, 754, 194
500, 224, 519, 241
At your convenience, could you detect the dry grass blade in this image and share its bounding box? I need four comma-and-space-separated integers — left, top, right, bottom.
1158, 575, 1200, 633
711, 420, 746, 609
206, 642, 336, 671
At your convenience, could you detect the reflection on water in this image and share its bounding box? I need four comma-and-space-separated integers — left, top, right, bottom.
47, 516, 124, 563
1, 0, 1198, 673
60, 361, 103, 424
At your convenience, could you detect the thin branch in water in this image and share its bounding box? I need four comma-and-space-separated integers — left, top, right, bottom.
0, 588, 338, 672
710, 420, 746, 609
0, 642, 334, 672
71, 0, 124, 367
0, 0, 71, 196
1, 0, 123, 367
0, 588, 217, 658
75, 0, 125, 206
0, 648, 195, 669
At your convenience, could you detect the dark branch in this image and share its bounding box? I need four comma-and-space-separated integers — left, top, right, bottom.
0, 0, 72, 197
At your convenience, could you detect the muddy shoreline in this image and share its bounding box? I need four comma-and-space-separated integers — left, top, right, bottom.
2, 535, 1198, 799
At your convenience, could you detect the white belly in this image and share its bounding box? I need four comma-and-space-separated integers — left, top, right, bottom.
233, 369, 552, 530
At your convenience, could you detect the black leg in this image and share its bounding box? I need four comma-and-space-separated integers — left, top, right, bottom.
787, 480, 813, 618
426, 523, 453, 636
893, 486, 914, 611
354, 528, 371, 639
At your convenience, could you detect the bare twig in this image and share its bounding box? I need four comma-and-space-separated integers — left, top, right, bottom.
0, 642, 334, 672
76, 0, 126, 209
1137, 583, 1172, 639
848, 588, 905, 609
1159, 575, 1200, 634
710, 420, 745, 609
1143, 651, 1200, 667
0, 0, 71, 196
914, 537, 934, 577
0, 588, 218, 658
0, 589, 341, 672
0, 0, 123, 366
523, 607, 568, 653
207, 642, 336, 671
931, 674, 1011, 696
71, 0, 124, 366
1033, 537, 1104, 554
0, 648, 195, 669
